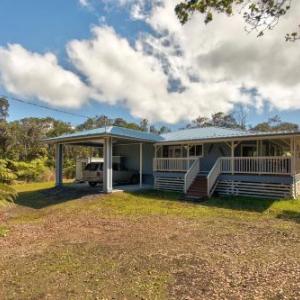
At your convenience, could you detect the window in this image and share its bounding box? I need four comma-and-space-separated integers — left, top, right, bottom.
113, 163, 120, 171
189, 144, 203, 157
85, 163, 103, 171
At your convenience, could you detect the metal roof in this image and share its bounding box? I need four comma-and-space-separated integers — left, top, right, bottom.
44, 126, 164, 143
44, 125, 300, 144
160, 126, 300, 142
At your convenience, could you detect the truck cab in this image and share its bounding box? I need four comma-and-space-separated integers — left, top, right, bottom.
83, 156, 139, 187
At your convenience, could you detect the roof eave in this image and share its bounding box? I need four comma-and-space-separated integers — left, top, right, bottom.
43, 132, 161, 144
155, 131, 300, 145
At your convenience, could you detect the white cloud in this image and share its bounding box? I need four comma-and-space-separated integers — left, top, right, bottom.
67, 26, 248, 123
135, 0, 300, 112
0, 44, 90, 108
79, 0, 90, 7
1, 0, 300, 124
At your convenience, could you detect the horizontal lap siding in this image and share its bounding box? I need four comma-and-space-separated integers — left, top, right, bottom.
154, 176, 184, 192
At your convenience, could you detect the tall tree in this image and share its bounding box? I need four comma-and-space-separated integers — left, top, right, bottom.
0, 97, 9, 121
140, 119, 149, 132
175, 0, 299, 41
187, 112, 242, 129
251, 115, 298, 132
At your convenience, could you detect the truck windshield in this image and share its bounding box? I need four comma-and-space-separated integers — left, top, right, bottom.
85, 163, 103, 171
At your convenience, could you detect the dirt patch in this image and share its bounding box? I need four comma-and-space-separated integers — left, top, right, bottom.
0, 188, 300, 299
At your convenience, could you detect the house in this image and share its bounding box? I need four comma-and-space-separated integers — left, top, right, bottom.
45, 126, 300, 199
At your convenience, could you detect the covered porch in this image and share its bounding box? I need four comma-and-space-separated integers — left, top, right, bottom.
153, 136, 300, 176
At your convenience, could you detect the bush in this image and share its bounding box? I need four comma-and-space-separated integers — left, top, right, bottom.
64, 160, 76, 179
0, 159, 17, 183
0, 183, 17, 204
10, 158, 49, 182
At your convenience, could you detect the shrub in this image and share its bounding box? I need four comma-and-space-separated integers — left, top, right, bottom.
10, 158, 48, 182
64, 160, 76, 179
0, 159, 17, 183
0, 183, 17, 205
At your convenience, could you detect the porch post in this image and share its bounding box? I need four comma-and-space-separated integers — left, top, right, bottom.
103, 137, 113, 193
55, 143, 63, 187
139, 143, 143, 188
231, 141, 234, 175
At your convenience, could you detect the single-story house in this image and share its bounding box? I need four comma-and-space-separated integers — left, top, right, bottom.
45, 125, 300, 199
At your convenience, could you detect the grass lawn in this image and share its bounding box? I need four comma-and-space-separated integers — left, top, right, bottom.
0, 182, 300, 299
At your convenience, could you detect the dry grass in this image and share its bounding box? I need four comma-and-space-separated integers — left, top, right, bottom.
0, 182, 299, 299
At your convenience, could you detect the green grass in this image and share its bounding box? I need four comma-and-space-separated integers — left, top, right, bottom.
1, 182, 299, 299
0, 226, 9, 237
7, 182, 300, 224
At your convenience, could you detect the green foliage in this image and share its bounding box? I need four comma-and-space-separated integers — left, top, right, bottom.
10, 158, 48, 182
0, 183, 17, 205
175, 0, 297, 40
187, 112, 243, 129
0, 97, 9, 121
0, 159, 17, 183
251, 115, 299, 132
64, 159, 76, 179
0, 226, 9, 237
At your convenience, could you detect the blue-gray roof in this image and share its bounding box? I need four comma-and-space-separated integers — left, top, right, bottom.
161, 127, 248, 142
45, 125, 299, 144
161, 126, 300, 142
45, 126, 164, 143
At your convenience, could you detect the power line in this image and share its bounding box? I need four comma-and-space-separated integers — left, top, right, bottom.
4, 95, 90, 119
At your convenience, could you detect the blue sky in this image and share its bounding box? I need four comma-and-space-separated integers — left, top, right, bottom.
0, 0, 142, 125
0, 0, 299, 129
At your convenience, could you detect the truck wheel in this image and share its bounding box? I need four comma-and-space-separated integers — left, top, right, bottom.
130, 175, 139, 185
88, 182, 98, 187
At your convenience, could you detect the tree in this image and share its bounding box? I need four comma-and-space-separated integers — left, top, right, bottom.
0, 97, 9, 121
251, 115, 298, 132
187, 112, 243, 129
76, 115, 112, 131
140, 119, 149, 132
175, 0, 299, 41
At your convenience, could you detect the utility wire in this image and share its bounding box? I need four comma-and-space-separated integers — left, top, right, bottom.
5, 96, 91, 119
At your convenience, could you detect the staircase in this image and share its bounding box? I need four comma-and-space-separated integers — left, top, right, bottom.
186, 174, 208, 199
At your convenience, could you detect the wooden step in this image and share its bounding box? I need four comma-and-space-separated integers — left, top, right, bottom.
186, 175, 208, 198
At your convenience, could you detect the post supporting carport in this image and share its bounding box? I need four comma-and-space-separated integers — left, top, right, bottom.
139, 143, 143, 188
55, 143, 63, 187
103, 137, 113, 193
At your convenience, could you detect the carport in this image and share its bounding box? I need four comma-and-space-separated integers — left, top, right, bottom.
45, 126, 162, 193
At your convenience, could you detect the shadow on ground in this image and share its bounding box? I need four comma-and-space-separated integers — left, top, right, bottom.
277, 210, 300, 224
200, 196, 279, 213
15, 184, 103, 209
133, 190, 278, 213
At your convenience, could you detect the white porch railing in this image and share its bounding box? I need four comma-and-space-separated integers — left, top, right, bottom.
184, 158, 200, 193
220, 156, 291, 175
207, 157, 222, 197
153, 158, 196, 172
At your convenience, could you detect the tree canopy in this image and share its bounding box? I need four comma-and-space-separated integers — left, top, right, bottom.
175, 0, 299, 41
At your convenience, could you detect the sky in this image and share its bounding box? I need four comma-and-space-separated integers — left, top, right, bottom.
0, 0, 299, 130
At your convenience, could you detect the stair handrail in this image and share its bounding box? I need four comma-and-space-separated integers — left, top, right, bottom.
207, 157, 222, 197
184, 157, 200, 193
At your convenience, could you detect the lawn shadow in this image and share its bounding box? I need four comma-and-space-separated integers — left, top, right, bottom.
200, 195, 280, 213
276, 210, 300, 224
130, 190, 285, 213
127, 189, 183, 202
15, 183, 104, 209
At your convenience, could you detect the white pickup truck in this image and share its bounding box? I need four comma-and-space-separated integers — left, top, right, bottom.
83, 157, 139, 187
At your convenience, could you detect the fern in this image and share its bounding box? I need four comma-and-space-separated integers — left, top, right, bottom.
0, 159, 17, 183
0, 183, 17, 204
